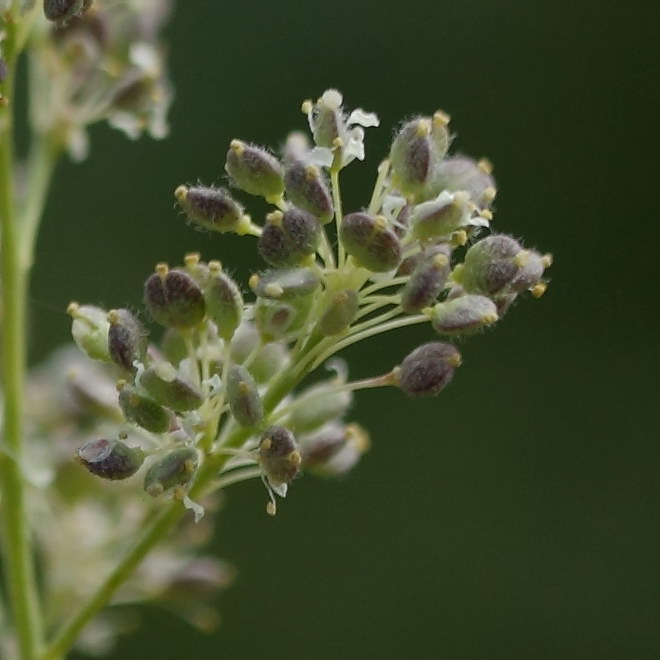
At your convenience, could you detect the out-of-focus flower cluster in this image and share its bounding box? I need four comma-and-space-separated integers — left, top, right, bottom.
0, 346, 234, 657
31, 0, 172, 159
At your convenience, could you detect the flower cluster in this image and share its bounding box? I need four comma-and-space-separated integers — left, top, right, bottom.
68, 89, 551, 528
32, 0, 172, 159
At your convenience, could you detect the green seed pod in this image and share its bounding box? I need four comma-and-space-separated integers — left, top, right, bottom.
225, 140, 284, 200
107, 308, 147, 372
174, 185, 244, 233
258, 208, 321, 267
144, 264, 206, 329
410, 191, 470, 240
340, 212, 402, 272
204, 262, 243, 341
430, 294, 498, 335
290, 383, 352, 433
397, 341, 461, 397
284, 161, 334, 224
117, 382, 173, 433
259, 426, 301, 490
248, 342, 290, 384
144, 447, 198, 497
226, 365, 263, 428
390, 117, 435, 197
426, 156, 497, 207
68, 302, 111, 362
43, 0, 88, 23
250, 268, 320, 300
318, 289, 359, 336
76, 437, 144, 481
141, 362, 204, 412
400, 245, 452, 314
161, 328, 188, 365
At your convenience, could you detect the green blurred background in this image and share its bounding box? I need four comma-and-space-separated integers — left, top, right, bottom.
28, 0, 658, 658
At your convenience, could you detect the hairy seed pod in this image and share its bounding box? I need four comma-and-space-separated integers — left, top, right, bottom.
430, 294, 498, 335
284, 161, 334, 224
411, 191, 470, 240
225, 140, 284, 200
144, 264, 206, 329
229, 322, 260, 363
397, 341, 461, 397
68, 302, 111, 361
259, 426, 301, 490
248, 342, 290, 384
426, 156, 497, 207
390, 117, 435, 196
204, 262, 243, 341
250, 267, 320, 300
258, 208, 321, 267
400, 245, 452, 313
290, 383, 352, 433
318, 289, 359, 336
508, 250, 548, 293
460, 234, 524, 295
175, 185, 243, 233
161, 328, 188, 365
118, 382, 173, 433
226, 365, 263, 428
107, 308, 147, 372
340, 212, 402, 272
141, 362, 204, 412
144, 447, 198, 497
77, 437, 144, 481
43, 0, 88, 23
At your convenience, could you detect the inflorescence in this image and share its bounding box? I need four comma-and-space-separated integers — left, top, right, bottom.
68, 88, 552, 517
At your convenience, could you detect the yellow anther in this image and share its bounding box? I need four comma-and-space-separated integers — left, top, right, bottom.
266, 501, 277, 516
208, 260, 222, 274
266, 210, 284, 225
155, 263, 169, 279
106, 309, 120, 324
301, 99, 313, 114
248, 273, 260, 290
482, 186, 497, 203
451, 230, 468, 246
184, 252, 201, 268
433, 110, 451, 126
229, 139, 245, 156
174, 184, 188, 201
416, 118, 432, 137
531, 282, 548, 298
477, 158, 493, 175
264, 282, 284, 298
541, 253, 554, 268
66, 301, 80, 317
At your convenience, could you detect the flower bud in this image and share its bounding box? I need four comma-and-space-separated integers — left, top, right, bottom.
302, 423, 370, 477
174, 185, 244, 233
259, 426, 301, 492
68, 302, 111, 361
283, 161, 334, 224
258, 208, 321, 267
318, 289, 359, 336
226, 365, 263, 428
289, 382, 352, 433
77, 437, 144, 481
426, 156, 496, 207
225, 140, 284, 201
250, 267, 320, 300
43, 0, 88, 24
340, 212, 402, 272
107, 308, 147, 372
400, 245, 452, 313
248, 342, 290, 384
299, 423, 348, 470
229, 321, 260, 363
397, 341, 461, 397
305, 89, 343, 148
144, 264, 206, 329
144, 447, 198, 497
204, 262, 243, 341
282, 131, 311, 164
117, 382, 173, 434
390, 117, 434, 196
430, 294, 498, 335
410, 191, 470, 240
141, 362, 204, 412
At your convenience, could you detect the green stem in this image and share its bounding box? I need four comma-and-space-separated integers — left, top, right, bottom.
0, 12, 43, 660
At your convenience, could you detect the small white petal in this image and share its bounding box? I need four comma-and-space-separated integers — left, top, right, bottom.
320, 89, 343, 109
270, 481, 288, 498
307, 146, 335, 168
347, 108, 380, 128
381, 194, 407, 221
183, 495, 205, 523
129, 42, 161, 76
108, 112, 143, 140
341, 127, 366, 165
66, 127, 90, 163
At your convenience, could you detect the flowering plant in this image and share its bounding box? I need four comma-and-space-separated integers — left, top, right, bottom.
0, 1, 551, 658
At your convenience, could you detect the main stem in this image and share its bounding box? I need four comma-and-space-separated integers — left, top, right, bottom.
0, 11, 43, 659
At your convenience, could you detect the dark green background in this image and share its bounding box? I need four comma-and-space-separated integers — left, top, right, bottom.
29, 0, 658, 658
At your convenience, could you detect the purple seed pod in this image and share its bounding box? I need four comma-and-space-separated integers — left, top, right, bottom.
430, 294, 498, 335
410, 191, 470, 240
507, 250, 549, 293
258, 208, 321, 267
460, 234, 524, 295
144, 264, 206, 329
118, 382, 174, 434
318, 289, 359, 336
204, 262, 243, 341
226, 365, 263, 428
107, 308, 147, 372
43, 0, 89, 24
175, 185, 244, 233
77, 437, 144, 481
390, 118, 434, 196
426, 155, 497, 207
225, 140, 284, 200
250, 267, 320, 300
259, 426, 301, 489
397, 341, 461, 397
340, 212, 402, 272
400, 245, 452, 313
284, 161, 334, 224
141, 362, 204, 412
144, 447, 198, 497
